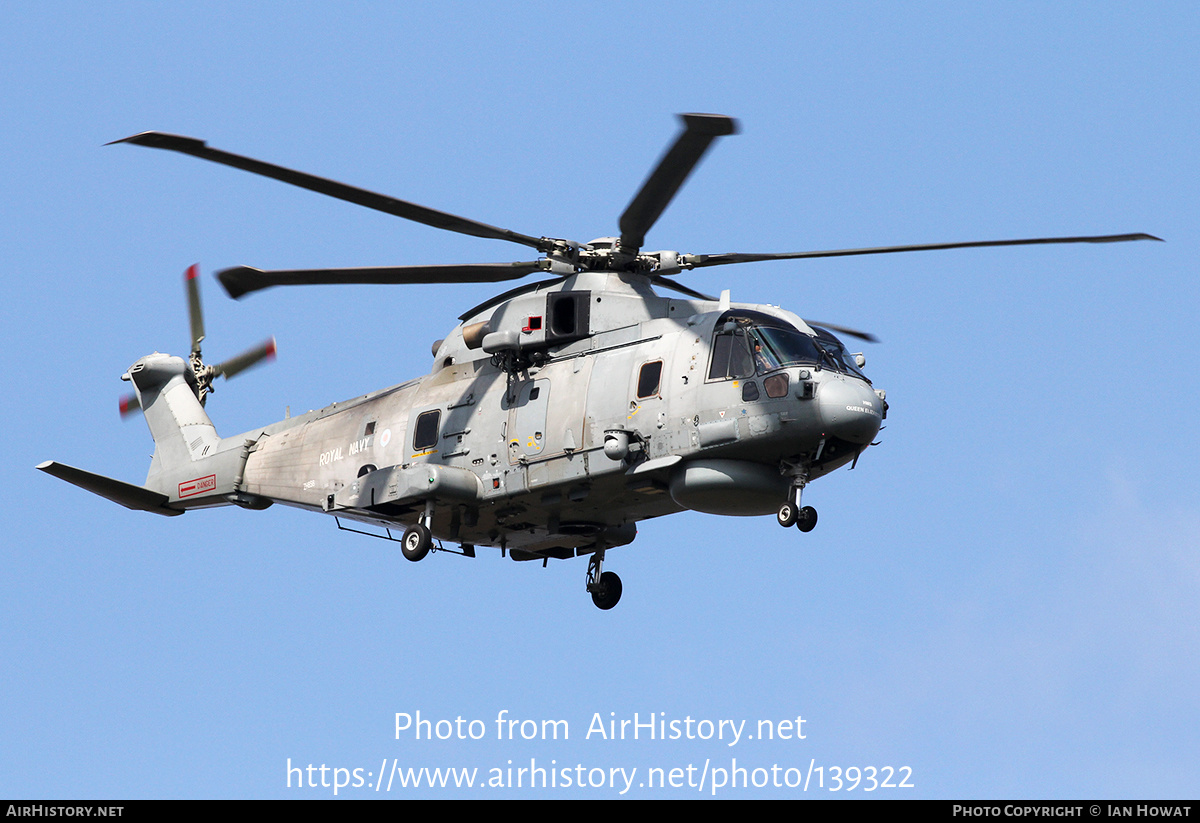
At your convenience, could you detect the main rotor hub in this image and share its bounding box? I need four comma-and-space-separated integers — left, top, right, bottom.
574, 237, 658, 274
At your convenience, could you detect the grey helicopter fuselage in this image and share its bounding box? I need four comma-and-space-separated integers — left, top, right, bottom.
126, 268, 883, 560
42, 114, 1154, 609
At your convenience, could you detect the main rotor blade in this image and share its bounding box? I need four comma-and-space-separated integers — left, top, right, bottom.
650, 276, 716, 302
110, 132, 547, 251
212, 337, 277, 381
681, 233, 1163, 269
618, 114, 739, 254
803, 320, 879, 343
184, 263, 205, 356
218, 261, 547, 299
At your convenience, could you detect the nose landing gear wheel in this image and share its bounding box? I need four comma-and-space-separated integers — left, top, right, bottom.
590, 571, 623, 610
796, 506, 818, 533
777, 502, 798, 528
401, 523, 432, 561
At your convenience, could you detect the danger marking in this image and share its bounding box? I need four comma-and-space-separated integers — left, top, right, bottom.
179, 475, 216, 498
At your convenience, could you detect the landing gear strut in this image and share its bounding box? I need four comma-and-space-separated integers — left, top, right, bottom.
401, 500, 436, 561
778, 466, 817, 533
586, 549, 622, 610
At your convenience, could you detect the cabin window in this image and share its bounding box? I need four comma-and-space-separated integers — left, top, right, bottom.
413, 410, 440, 451
364, 420, 376, 437
741, 380, 760, 402
637, 361, 663, 398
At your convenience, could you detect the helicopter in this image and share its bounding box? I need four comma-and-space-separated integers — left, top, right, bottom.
38, 114, 1158, 609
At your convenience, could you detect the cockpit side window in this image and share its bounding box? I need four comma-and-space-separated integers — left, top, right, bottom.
708, 332, 733, 380
708, 326, 754, 381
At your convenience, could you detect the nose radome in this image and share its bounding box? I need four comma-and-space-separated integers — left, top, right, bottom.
817, 378, 883, 445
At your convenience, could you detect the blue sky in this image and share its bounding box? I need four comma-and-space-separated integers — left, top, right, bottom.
3, 2, 1198, 798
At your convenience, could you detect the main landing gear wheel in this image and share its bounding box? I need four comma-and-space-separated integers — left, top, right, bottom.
796, 506, 818, 533
590, 571, 623, 610
777, 502, 798, 528
401, 523, 432, 561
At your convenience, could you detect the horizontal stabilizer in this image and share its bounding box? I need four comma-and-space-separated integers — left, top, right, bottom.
36, 461, 183, 517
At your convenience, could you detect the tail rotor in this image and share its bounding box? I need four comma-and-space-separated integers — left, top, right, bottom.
121, 264, 276, 416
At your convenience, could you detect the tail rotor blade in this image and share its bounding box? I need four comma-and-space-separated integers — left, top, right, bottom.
119, 392, 141, 418
212, 337, 277, 381
185, 263, 205, 355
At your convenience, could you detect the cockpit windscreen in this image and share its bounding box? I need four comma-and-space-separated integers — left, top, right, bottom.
708, 311, 869, 381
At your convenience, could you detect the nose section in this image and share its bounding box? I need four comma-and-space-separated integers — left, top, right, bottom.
817, 378, 883, 445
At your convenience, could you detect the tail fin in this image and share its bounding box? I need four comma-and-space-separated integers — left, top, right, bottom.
41, 351, 263, 514
124, 352, 221, 482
